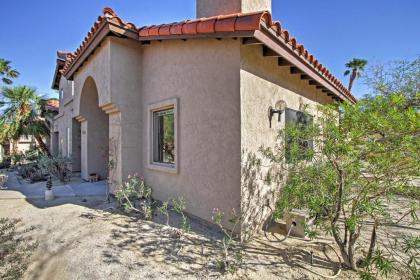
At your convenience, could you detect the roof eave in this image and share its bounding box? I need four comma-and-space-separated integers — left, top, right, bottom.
254, 28, 356, 104
51, 63, 64, 90
137, 30, 256, 42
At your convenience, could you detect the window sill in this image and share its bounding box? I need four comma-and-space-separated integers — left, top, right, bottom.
147, 162, 178, 174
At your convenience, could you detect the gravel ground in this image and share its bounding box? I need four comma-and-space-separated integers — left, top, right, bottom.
0, 171, 418, 279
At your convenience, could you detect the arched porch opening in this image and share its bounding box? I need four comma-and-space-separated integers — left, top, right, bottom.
78, 77, 109, 181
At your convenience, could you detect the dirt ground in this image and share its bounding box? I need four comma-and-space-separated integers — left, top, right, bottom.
0, 172, 418, 280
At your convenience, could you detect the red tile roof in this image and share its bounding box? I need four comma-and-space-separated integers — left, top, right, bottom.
138, 11, 269, 37
61, 7, 355, 103
43, 99, 59, 113
46, 99, 59, 108
57, 51, 70, 61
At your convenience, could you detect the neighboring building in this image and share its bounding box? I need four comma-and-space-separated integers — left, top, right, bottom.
10, 136, 37, 154
51, 0, 355, 234
0, 142, 8, 162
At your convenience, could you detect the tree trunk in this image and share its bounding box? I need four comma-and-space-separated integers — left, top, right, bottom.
348, 234, 357, 270
34, 135, 50, 156
367, 220, 378, 260
348, 71, 357, 91
12, 140, 17, 154
332, 226, 353, 268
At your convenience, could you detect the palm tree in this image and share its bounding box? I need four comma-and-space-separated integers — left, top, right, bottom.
344, 58, 368, 92
0, 59, 19, 85
0, 86, 50, 155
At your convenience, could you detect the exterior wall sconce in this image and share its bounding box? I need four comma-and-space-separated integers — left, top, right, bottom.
269, 100, 287, 128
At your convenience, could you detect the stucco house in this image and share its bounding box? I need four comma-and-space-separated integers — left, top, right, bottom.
50, 0, 355, 234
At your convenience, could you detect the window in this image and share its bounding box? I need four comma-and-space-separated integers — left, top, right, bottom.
148, 98, 178, 173
59, 90, 63, 103
153, 108, 175, 164
285, 108, 314, 162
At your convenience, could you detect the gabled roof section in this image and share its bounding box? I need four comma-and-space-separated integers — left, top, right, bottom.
51, 51, 70, 90
61, 7, 139, 79
61, 7, 355, 103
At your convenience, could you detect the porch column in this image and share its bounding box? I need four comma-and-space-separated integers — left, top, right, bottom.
101, 103, 122, 193
75, 115, 88, 180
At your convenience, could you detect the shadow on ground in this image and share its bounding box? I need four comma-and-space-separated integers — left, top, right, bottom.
79, 206, 343, 279
1, 170, 108, 210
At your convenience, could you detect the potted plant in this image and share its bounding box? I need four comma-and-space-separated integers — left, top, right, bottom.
45, 175, 54, 201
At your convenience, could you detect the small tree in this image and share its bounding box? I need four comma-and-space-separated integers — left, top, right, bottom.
0, 86, 50, 155
260, 93, 419, 275
363, 57, 419, 105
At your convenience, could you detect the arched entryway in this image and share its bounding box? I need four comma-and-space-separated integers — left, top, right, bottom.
78, 77, 109, 181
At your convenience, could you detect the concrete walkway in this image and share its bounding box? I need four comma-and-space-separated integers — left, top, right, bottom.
0, 171, 107, 200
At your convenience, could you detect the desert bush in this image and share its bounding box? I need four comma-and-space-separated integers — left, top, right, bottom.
157, 201, 170, 226
211, 208, 245, 274
260, 92, 419, 277
23, 147, 42, 162
115, 174, 154, 220
38, 154, 71, 182
171, 197, 190, 234
10, 152, 23, 165
116, 175, 191, 237
0, 218, 37, 280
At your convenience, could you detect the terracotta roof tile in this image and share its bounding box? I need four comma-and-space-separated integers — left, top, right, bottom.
183, 20, 200, 34
62, 7, 355, 103
197, 17, 217, 33
47, 99, 59, 108
57, 51, 70, 61
214, 14, 237, 32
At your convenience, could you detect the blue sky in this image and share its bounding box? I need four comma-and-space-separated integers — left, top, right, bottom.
1, 0, 419, 99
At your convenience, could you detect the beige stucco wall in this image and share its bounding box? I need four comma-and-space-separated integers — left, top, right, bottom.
73, 39, 112, 117
59, 32, 335, 233
10, 136, 36, 154
239, 43, 333, 236
109, 38, 142, 184
141, 39, 242, 223
72, 37, 142, 186
69, 36, 242, 225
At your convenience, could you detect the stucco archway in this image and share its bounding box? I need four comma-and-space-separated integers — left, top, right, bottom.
78, 77, 109, 181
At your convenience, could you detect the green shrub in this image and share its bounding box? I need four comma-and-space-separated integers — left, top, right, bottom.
38, 154, 71, 182
115, 174, 153, 220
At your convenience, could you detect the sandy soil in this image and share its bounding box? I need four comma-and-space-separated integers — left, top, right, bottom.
0, 172, 418, 280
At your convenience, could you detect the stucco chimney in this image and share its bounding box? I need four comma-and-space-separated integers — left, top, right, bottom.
196, 0, 272, 18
